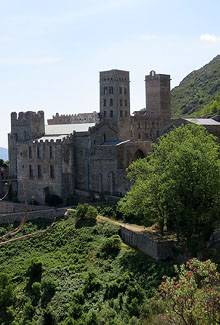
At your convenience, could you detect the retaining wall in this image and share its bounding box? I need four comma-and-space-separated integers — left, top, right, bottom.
0, 201, 51, 214
120, 226, 174, 261
0, 208, 66, 224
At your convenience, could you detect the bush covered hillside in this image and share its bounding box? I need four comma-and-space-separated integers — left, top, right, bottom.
0, 215, 173, 325
171, 55, 220, 117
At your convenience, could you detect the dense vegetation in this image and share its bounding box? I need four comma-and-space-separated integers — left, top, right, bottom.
171, 55, 220, 117
0, 215, 173, 324
119, 124, 220, 246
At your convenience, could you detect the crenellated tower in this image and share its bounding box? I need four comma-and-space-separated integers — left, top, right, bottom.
8, 111, 45, 178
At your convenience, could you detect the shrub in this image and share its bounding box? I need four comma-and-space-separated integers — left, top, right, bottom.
31, 282, 41, 300
99, 235, 121, 257
75, 204, 97, 228
83, 271, 101, 295
26, 259, 43, 284
75, 204, 97, 220
41, 278, 56, 307
24, 301, 35, 320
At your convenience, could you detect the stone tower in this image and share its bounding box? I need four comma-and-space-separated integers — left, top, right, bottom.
100, 69, 131, 140
8, 111, 45, 178
145, 71, 171, 125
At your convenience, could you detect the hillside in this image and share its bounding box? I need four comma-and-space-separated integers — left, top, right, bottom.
171, 55, 220, 117
0, 216, 173, 324
0, 147, 8, 161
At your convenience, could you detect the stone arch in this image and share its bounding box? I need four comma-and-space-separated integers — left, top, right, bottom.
133, 149, 145, 161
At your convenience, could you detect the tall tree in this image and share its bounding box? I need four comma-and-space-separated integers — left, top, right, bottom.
119, 124, 220, 241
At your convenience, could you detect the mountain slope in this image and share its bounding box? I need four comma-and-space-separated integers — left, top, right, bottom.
0, 147, 8, 161
171, 55, 220, 117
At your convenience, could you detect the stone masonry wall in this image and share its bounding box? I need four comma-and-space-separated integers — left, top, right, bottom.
0, 207, 66, 224
120, 226, 174, 261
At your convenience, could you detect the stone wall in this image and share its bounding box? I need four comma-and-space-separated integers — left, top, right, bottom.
120, 226, 174, 261
0, 201, 51, 214
47, 112, 99, 125
0, 207, 66, 224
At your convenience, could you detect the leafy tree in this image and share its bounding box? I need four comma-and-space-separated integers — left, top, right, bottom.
201, 93, 220, 116
156, 258, 220, 325
119, 124, 220, 241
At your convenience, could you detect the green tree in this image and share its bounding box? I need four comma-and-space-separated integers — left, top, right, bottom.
156, 258, 220, 325
119, 124, 220, 241
201, 93, 220, 116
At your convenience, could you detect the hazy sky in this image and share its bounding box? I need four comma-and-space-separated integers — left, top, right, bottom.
1, 0, 220, 148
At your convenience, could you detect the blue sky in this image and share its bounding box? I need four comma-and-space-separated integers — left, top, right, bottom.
1, 0, 220, 148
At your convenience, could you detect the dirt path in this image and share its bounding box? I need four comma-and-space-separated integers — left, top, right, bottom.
97, 215, 177, 241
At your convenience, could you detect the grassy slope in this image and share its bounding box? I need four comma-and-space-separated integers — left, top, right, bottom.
171, 55, 220, 117
0, 217, 173, 325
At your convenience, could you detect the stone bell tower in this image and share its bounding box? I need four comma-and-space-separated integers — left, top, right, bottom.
100, 69, 131, 140
145, 70, 171, 125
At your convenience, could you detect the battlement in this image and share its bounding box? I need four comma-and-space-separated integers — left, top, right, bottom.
47, 112, 99, 125
11, 111, 44, 122
10, 110, 45, 141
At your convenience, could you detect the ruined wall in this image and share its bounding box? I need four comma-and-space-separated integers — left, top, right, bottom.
47, 112, 99, 125
121, 226, 174, 261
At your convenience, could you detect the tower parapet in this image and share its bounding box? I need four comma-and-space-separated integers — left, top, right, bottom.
11, 110, 45, 141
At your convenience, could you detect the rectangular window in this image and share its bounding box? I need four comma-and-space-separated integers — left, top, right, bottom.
120, 110, 123, 117
124, 87, 127, 95
29, 165, 33, 178
110, 110, 113, 118
119, 87, 122, 94
104, 111, 106, 118
120, 99, 123, 106
125, 99, 127, 107
109, 86, 113, 94
104, 86, 108, 94
49, 146, 54, 159
29, 146, 32, 158
103, 99, 106, 107
37, 146, 41, 159
50, 165, 55, 178
38, 164, 42, 178
110, 99, 113, 106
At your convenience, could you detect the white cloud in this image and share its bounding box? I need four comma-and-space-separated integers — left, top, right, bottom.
200, 33, 220, 41
0, 57, 62, 66
138, 34, 157, 40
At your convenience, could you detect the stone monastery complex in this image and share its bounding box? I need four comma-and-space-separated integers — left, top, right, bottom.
8, 69, 220, 205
